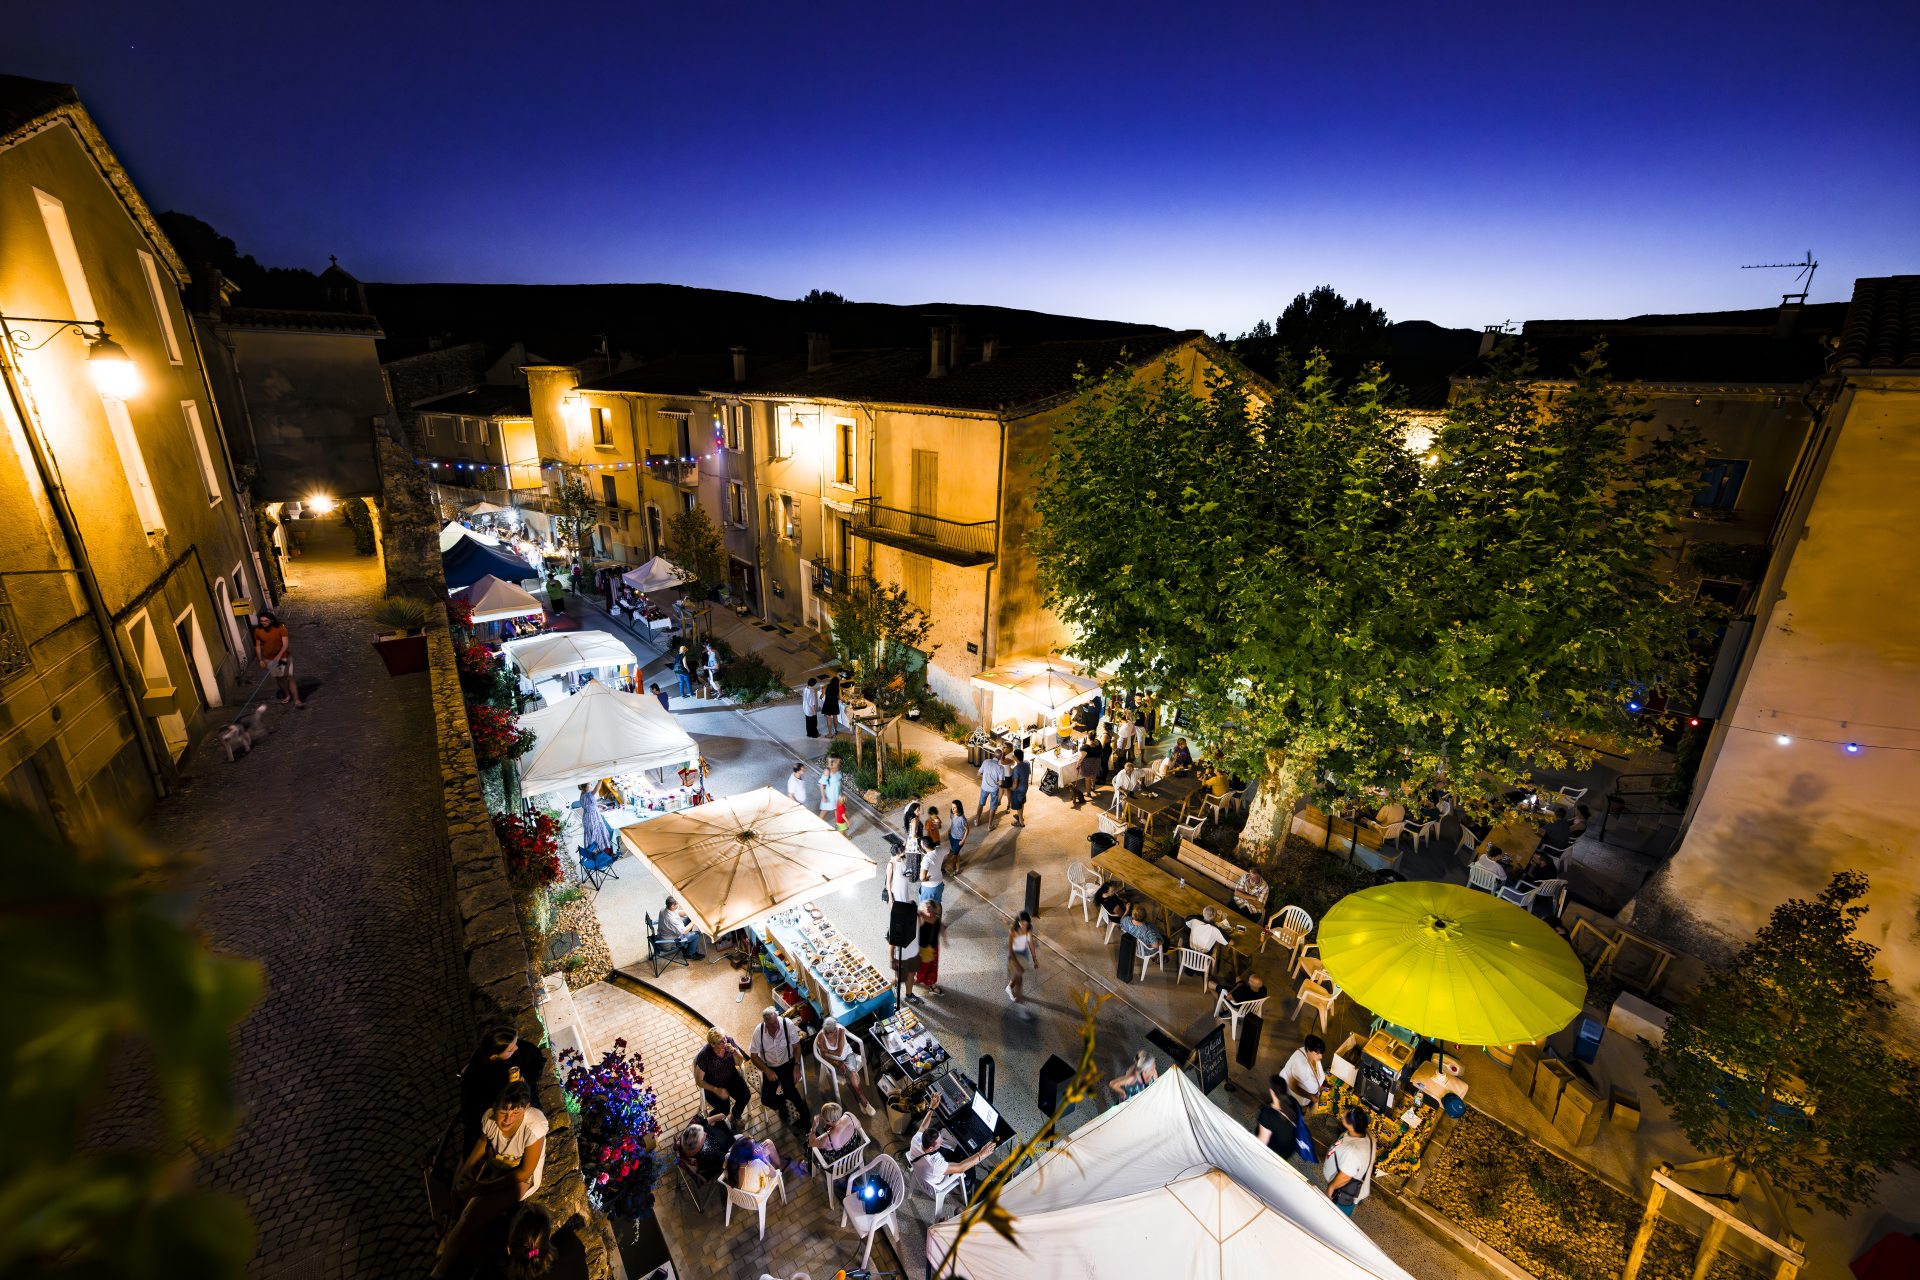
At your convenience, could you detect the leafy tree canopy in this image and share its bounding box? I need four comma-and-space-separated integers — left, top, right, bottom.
1232, 285, 1391, 384
551, 473, 597, 560
802, 289, 848, 305
665, 504, 728, 598
828, 576, 936, 712
1031, 346, 1704, 828
1648, 871, 1920, 1216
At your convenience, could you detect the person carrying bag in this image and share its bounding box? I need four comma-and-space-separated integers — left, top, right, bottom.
1323, 1107, 1376, 1216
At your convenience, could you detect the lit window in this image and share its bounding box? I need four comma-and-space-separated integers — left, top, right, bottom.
139, 250, 183, 365
835, 420, 855, 486
182, 401, 221, 505
591, 406, 613, 446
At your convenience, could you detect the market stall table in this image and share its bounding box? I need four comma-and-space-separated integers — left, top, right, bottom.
870, 1005, 951, 1083
1090, 848, 1259, 978
756, 905, 895, 1024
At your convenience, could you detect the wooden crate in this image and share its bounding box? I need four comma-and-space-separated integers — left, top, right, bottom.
1531, 1058, 1574, 1116
1555, 1078, 1603, 1147
1509, 1042, 1543, 1097
1609, 1087, 1642, 1132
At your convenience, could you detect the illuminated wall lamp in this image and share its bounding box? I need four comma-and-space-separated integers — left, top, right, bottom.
2, 315, 141, 400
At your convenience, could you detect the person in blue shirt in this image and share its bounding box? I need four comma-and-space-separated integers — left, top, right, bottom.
1119, 906, 1163, 955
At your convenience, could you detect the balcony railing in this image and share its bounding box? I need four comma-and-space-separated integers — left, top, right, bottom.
851, 497, 997, 567
646, 455, 698, 487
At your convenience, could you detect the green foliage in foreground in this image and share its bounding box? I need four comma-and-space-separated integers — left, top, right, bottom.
1, 804, 263, 1278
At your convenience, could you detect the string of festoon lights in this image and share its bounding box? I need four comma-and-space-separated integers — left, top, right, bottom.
412, 456, 718, 471
1716, 706, 1920, 756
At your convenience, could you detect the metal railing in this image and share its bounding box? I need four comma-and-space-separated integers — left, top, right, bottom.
851, 497, 996, 567
646, 455, 698, 487
1595, 773, 1687, 859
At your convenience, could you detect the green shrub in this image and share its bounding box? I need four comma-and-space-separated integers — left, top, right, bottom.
828, 737, 942, 802
720, 653, 785, 705
341, 496, 377, 556
372, 595, 432, 633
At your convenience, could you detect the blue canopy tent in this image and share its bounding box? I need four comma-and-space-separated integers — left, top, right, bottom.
443, 532, 537, 593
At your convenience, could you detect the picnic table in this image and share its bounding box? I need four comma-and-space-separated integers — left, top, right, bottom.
1091, 847, 1260, 979
1123, 774, 1205, 831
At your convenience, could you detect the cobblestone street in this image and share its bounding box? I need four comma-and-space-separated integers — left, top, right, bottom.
93, 518, 473, 1278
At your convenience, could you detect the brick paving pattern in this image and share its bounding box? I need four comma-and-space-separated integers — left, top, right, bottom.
576, 980, 922, 1280
87, 518, 473, 1278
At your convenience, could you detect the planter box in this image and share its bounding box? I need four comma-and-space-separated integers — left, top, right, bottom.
372, 633, 429, 677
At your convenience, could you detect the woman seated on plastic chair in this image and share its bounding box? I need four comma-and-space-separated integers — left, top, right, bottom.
813, 1016, 879, 1116
807, 1102, 867, 1167
1092, 880, 1131, 923
678, 1114, 734, 1182
726, 1133, 803, 1191
1109, 1049, 1159, 1102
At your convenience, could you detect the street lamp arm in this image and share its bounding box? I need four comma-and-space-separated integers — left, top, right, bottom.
0, 314, 109, 351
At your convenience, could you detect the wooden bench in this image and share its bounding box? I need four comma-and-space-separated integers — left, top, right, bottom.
1294, 809, 1404, 874
1173, 838, 1270, 914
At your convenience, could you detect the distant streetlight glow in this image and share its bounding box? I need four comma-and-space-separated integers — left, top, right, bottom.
308, 494, 336, 515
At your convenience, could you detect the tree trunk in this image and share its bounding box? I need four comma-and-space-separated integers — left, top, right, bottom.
1690, 1167, 1748, 1280
1237, 752, 1307, 865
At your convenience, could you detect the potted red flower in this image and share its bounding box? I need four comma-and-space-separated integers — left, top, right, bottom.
371, 595, 432, 677
493, 811, 563, 888
468, 702, 534, 768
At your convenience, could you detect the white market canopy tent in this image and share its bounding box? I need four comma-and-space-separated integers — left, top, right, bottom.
453, 574, 545, 624
622, 555, 687, 593
929, 1069, 1417, 1280
440, 520, 501, 552
616, 787, 874, 938
516, 679, 698, 796
502, 629, 638, 682
463, 500, 513, 517
971, 655, 1101, 721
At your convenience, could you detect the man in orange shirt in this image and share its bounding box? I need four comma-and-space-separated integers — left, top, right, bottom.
251, 611, 304, 708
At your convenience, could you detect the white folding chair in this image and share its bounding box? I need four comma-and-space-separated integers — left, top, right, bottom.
723, 1168, 787, 1240
1293, 978, 1343, 1034
1262, 904, 1312, 956
816, 1130, 872, 1209
1172, 946, 1213, 985
1213, 992, 1268, 1041
1066, 861, 1101, 923
1134, 942, 1166, 981
838, 1154, 904, 1269
1468, 862, 1504, 894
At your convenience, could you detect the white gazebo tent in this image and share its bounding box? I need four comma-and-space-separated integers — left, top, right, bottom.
501, 630, 639, 683
615, 787, 874, 938
463, 500, 512, 517
515, 680, 697, 797
440, 519, 501, 552
970, 655, 1101, 730
622, 555, 687, 593
927, 1069, 1416, 1280
453, 574, 545, 624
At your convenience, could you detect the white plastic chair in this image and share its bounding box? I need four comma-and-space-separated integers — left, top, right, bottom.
1202, 791, 1233, 823
723, 1167, 787, 1240
1174, 814, 1206, 844
919, 1163, 968, 1222
1374, 819, 1408, 848
1557, 785, 1589, 804
811, 1036, 851, 1101
1172, 946, 1213, 985
1262, 904, 1312, 956
1294, 977, 1343, 1034
1214, 992, 1268, 1041
1134, 942, 1166, 981
838, 1154, 903, 1268
815, 1129, 872, 1209
1096, 810, 1127, 838
1066, 861, 1101, 923
1468, 862, 1504, 894
1291, 941, 1329, 984
1501, 878, 1567, 916
1097, 905, 1121, 944
1454, 825, 1481, 859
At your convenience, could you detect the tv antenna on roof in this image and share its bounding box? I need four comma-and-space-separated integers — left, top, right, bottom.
1742, 252, 1818, 304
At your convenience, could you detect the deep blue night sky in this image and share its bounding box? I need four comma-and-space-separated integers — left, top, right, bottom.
11, 1, 1917, 331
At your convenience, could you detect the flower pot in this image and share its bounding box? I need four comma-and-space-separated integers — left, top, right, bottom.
372, 632, 429, 677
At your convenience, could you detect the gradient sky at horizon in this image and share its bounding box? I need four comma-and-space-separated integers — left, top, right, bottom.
12, 1, 1917, 333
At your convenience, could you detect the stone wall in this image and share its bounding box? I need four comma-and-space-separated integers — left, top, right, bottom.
426, 618, 618, 1275
393, 422, 616, 1273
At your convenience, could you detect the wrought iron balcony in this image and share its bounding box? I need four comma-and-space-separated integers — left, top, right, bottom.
851, 497, 997, 567
646, 454, 698, 488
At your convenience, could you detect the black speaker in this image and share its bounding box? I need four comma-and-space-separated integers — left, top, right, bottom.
1037, 1054, 1076, 1115
1115, 932, 1137, 981
977, 1054, 996, 1103
1025, 870, 1041, 917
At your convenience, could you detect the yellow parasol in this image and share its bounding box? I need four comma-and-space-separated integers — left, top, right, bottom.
1316, 881, 1586, 1047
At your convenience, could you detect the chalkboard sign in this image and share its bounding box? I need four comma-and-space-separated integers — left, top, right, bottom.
1193, 1024, 1229, 1095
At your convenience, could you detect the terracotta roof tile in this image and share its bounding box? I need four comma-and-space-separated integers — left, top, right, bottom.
1834, 276, 1920, 370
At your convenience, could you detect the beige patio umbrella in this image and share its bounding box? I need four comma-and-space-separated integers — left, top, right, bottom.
971, 655, 1101, 723
615, 787, 875, 937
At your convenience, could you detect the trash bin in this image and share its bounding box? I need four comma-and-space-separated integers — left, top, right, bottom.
1088, 831, 1117, 859
1122, 825, 1145, 855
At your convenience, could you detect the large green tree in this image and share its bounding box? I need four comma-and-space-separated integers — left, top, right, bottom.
1031, 346, 1703, 848
551, 471, 597, 559
827, 576, 935, 712
1647, 872, 1920, 1218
